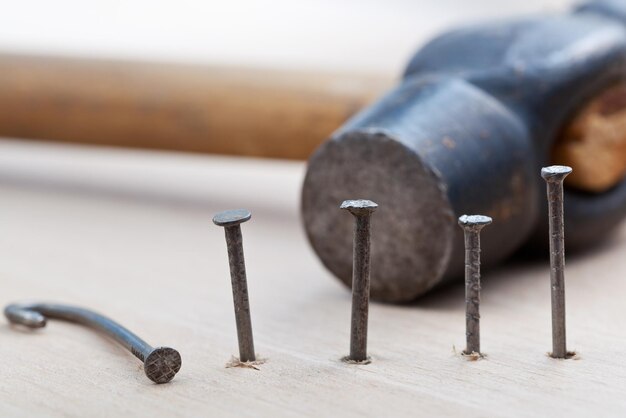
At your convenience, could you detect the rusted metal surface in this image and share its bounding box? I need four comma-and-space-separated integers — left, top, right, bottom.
213, 209, 256, 363
4, 303, 182, 383
340, 199, 377, 363
541, 166, 572, 359
458, 215, 492, 356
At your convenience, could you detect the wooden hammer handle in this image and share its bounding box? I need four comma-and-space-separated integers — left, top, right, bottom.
0, 54, 390, 160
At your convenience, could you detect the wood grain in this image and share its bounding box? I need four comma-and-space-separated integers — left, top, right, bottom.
554, 83, 626, 192
0, 54, 390, 160
0, 139, 625, 417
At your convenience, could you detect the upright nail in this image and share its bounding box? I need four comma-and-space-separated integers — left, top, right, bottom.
341, 199, 378, 363
458, 215, 492, 356
213, 209, 256, 363
5, 302, 182, 384
541, 165, 572, 359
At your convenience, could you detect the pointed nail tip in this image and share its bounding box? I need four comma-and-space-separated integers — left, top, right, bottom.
4, 304, 47, 328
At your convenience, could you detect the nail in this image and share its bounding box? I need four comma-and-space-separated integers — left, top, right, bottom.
4, 302, 182, 383
458, 215, 492, 356
541, 165, 572, 359
213, 209, 256, 363
341, 199, 378, 363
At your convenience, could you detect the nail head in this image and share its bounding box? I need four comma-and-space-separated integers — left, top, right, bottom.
144, 346, 183, 384
340, 199, 378, 216
213, 209, 252, 227
458, 214, 492, 228
541, 165, 573, 181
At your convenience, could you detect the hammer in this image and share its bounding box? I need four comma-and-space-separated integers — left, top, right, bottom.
302, 0, 626, 302
0, 54, 389, 160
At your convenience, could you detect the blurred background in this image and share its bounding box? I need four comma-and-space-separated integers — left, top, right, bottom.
0, 0, 570, 76
0, 0, 573, 162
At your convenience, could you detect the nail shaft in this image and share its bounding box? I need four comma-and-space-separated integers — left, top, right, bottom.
5, 302, 182, 383
541, 165, 572, 359
224, 225, 256, 362
458, 215, 492, 356
341, 199, 377, 363
548, 182, 566, 358
350, 214, 371, 361
213, 209, 256, 363
464, 228, 481, 354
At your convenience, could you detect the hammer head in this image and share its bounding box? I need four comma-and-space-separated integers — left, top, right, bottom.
302, 78, 536, 302
302, 8, 626, 303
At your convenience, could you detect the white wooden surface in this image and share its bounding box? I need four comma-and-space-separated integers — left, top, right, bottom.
0, 139, 625, 417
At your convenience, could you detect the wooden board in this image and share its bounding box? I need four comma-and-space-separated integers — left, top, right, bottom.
0, 139, 625, 417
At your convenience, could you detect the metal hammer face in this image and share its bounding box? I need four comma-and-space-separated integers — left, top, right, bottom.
302, 2, 626, 303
